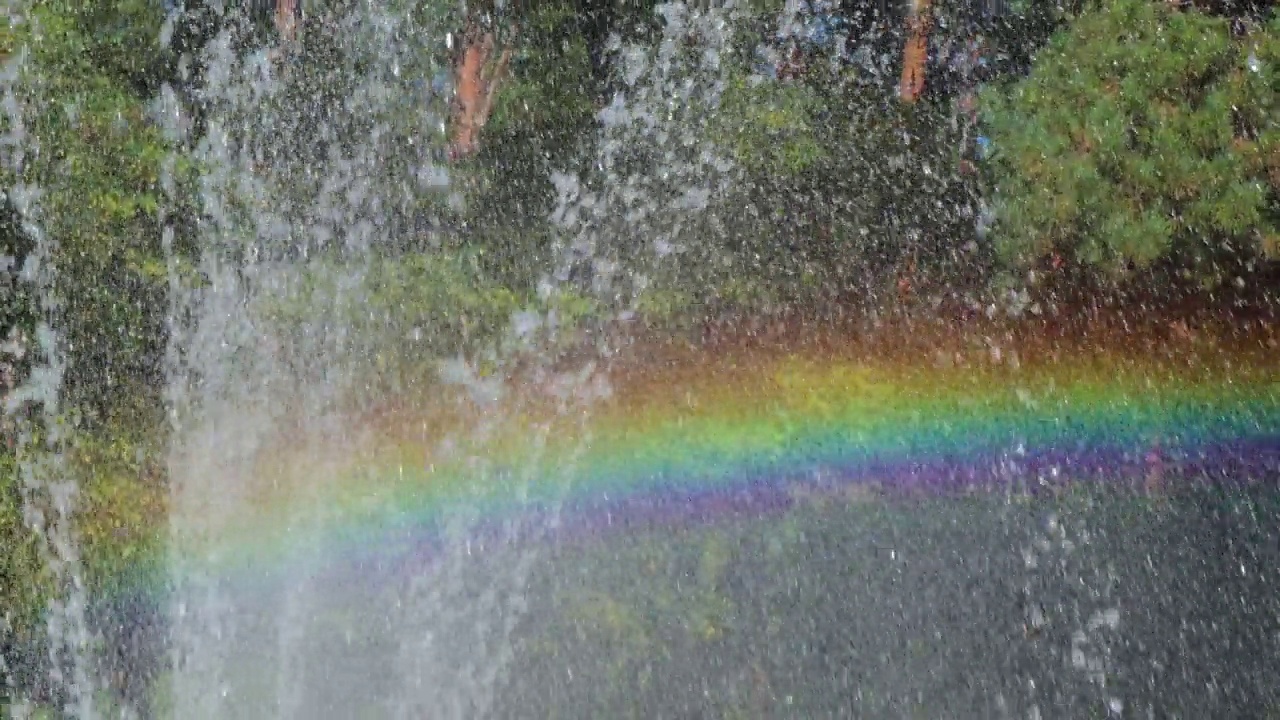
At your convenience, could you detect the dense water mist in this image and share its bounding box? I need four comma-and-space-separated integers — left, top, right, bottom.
151, 2, 746, 717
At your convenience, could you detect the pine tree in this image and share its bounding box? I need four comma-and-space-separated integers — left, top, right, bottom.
982, 0, 1279, 287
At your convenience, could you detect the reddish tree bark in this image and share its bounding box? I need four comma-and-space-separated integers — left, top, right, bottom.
275, 0, 299, 43
450, 27, 512, 159
898, 0, 933, 103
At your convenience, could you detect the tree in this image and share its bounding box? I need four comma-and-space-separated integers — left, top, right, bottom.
981, 0, 1279, 288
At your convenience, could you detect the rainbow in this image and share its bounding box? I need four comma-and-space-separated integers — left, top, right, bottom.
154, 321, 1280, 597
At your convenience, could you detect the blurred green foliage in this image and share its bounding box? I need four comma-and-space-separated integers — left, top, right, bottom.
0, 428, 166, 710
0, 452, 53, 702
265, 250, 524, 385
0, 0, 191, 428
982, 0, 1280, 286
0, 1, 183, 706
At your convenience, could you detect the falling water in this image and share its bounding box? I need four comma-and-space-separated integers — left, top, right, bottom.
0, 0, 746, 714
1, 26, 98, 719
154, 3, 538, 716
146, 1, 758, 714
547, 1, 742, 311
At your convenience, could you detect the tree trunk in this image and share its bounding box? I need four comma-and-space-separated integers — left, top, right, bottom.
898, 0, 933, 103
275, 0, 299, 43
450, 25, 513, 159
